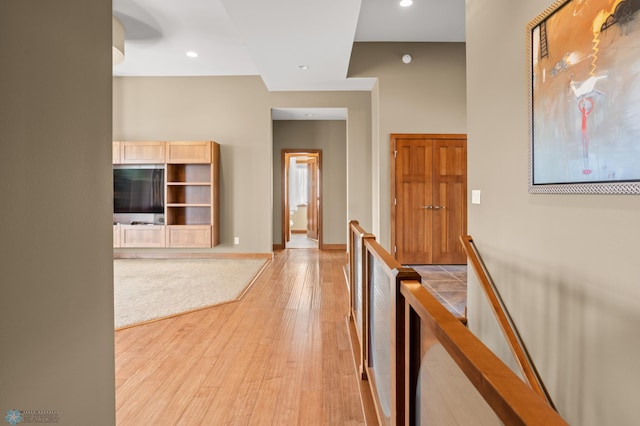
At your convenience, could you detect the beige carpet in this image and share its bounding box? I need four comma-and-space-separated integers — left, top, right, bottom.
114, 258, 268, 329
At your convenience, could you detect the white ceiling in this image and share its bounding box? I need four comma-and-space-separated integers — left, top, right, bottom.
113, 0, 465, 93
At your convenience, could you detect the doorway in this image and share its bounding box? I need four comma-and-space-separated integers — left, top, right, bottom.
391, 134, 467, 264
282, 149, 322, 249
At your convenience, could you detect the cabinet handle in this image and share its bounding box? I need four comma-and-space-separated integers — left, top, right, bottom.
421, 205, 433, 209
433, 205, 446, 210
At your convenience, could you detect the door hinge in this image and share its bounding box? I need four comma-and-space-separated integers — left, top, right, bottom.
394, 150, 397, 159
394, 198, 397, 206
394, 245, 397, 253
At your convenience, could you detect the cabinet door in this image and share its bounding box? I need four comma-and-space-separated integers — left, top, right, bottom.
166, 225, 212, 248
120, 225, 166, 247
166, 141, 212, 164
121, 141, 166, 164
113, 224, 121, 248
113, 141, 121, 164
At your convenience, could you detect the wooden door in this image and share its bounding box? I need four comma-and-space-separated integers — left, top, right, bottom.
392, 134, 467, 265
395, 138, 434, 264
432, 139, 467, 264
307, 156, 319, 240
283, 154, 291, 244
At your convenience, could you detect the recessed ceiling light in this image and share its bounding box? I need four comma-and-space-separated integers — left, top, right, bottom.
186, 51, 199, 58
400, 0, 413, 7
297, 65, 309, 70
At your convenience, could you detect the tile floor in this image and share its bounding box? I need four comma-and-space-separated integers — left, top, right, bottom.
408, 264, 467, 320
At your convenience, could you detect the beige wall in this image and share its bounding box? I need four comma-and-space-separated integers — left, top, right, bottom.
114, 76, 273, 253
113, 77, 371, 252
270, 91, 373, 236
349, 42, 467, 248
0, 1, 115, 424
466, 1, 640, 424
272, 120, 347, 245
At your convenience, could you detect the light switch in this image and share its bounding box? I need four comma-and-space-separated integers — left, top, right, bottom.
471, 190, 481, 204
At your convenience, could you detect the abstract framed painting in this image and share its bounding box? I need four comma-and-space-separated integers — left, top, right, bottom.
527, 0, 640, 194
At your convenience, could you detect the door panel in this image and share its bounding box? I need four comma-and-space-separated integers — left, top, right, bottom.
395, 139, 433, 264
433, 140, 467, 264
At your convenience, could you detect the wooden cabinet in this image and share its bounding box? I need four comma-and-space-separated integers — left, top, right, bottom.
117, 141, 165, 164
166, 141, 212, 163
112, 142, 121, 164
120, 225, 166, 248
165, 142, 220, 247
166, 225, 212, 248
165, 142, 219, 247
113, 141, 220, 248
113, 224, 121, 248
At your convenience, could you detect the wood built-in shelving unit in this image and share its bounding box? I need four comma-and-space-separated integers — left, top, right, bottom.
113, 140, 220, 248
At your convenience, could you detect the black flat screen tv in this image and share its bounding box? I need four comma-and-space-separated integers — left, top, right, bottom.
113, 168, 164, 214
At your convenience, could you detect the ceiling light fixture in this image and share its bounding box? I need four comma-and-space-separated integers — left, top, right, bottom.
186, 51, 199, 58
112, 15, 125, 65
399, 0, 413, 7
297, 65, 309, 70
402, 54, 412, 64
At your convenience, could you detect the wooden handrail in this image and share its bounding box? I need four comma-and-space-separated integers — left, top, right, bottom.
348, 219, 369, 238
460, 235, 555, 408
401, 281, 567, 425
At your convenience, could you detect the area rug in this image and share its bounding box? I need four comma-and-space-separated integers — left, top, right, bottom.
114, 258, 268, 329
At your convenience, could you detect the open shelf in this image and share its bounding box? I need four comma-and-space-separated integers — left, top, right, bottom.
166, 164, 211, 183
166, 185, 211, 205
166, 162, 213, 227
166, 206, 211, 226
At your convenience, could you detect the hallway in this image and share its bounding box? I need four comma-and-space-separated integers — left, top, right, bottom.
114, 249, 365, 425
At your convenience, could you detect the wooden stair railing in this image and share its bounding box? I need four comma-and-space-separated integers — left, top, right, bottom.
346, 221, 567, 425
460, 235, 555, 408
400, 280, 567, 425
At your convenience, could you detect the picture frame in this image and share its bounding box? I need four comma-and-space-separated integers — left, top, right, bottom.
527, 0, 640, 194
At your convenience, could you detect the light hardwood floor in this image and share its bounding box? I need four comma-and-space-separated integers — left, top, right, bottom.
114, 249, 365, 425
